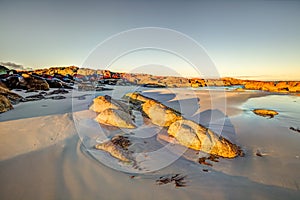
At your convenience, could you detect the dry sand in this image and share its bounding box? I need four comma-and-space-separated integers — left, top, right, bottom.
1, 87, 300, 199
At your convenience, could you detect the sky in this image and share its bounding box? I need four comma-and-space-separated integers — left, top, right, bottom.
0, 0, 300, 80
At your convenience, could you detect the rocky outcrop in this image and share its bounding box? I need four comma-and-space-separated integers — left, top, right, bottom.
125, 92, 242, 158
253, 109, 278, 118
125, 92, 153, 104
95, 108, 136, 128
90, 95, 128, 113
0, 85, 22, 113
1, 74, 50, 91
189, 78, 206, 87
122, 73, 190, 87
0, 95, 13, 113
0, 85, 22, 103
221, 78, 245, 85
95, 135, 132, 162
23, 76, 50, 91
167, 120, 241, 158
12, 66, 300, 93
92, 93, 242, 159
188, 77, 300, 93
284, 82, 300, 92
189, 78, 244, 87
33, 66, 79, 76
90, 95, 135, 128
142, 100, 182, 127
125, 92, 182, 127
244, 81, 300, 93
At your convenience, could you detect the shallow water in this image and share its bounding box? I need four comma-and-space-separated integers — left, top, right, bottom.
214, 94, 300, 190
241, 94, 300, 128
192, 85, 244, 91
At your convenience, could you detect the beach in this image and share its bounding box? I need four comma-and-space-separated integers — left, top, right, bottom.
1, 86, 300, 200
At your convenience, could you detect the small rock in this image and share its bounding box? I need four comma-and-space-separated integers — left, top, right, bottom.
256, 150, 263, 157
253, 109, 278, 118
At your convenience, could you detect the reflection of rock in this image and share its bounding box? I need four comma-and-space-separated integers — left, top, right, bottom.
47, 89, 69, 95
23, 94, 45, 101
49, 95, 66, 100
90, 95, 128, 113
95, 135, 132, 162
142, 83, 166, 88
234, 88, 245, 92
168, 120, 241, 158
142, 100, 182, 127
253, 109, 278, 118
95, 108, 136, 128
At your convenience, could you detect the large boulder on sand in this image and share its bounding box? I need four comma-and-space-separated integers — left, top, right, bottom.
90, 95, 128, 113
0, 85, 22, 113
24, 76, 50, 91
0, 95, 13, 113
168, 120, 241, 158
95, 108, 136, 129
125, 92, 182, 127
124, 92, 153, 104
142, 100, 182, 127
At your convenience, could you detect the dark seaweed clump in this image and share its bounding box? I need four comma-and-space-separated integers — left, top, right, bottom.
198, 155, 220, 166
111, 135, 132, 150
156, 174, 187, 187
290, 127, 300, 133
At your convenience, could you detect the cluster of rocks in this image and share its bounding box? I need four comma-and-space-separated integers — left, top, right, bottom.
0, 80, 70, 113
126, 93, 242, 158
0, 66, 76, 113
189, 77, 300, 93
2, 65, 299, 92
1, 71, 74, 92
243, 80, 300, 93
91, 93, 243, 162
122, 73, 191, 88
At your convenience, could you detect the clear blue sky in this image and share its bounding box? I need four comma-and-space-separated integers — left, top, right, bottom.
0, 0, 299, 80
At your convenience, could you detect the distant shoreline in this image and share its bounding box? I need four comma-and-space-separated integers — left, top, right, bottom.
1, 65, 300, 94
